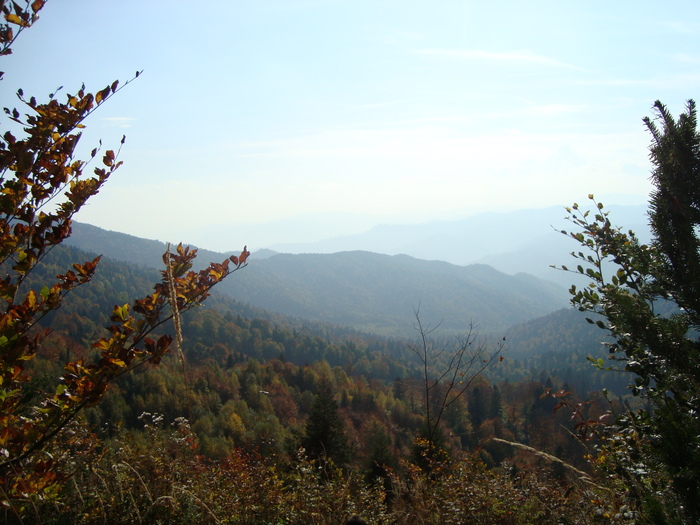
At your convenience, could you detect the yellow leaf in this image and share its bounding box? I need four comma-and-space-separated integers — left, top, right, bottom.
108, 358, 126, 367
25, 290, 37, 308
5, 14, 28, 27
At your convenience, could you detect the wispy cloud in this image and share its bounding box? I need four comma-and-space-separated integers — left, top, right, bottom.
103, 117, 137, 128
415, 48, 584, 70
571, 73, 700, 89
519, 104, 587, 116
352, 100, 409, 109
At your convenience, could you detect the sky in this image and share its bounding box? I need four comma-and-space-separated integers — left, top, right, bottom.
2, 1, 700, 251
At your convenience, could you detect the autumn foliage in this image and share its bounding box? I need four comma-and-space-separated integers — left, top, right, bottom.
0, 0, 248, 516
4, 2, 698, 524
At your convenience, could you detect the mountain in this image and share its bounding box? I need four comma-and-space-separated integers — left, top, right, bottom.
66, 222, 568, 337
65, 222, 243, 271
499, 307, 633, 395
268, 207, 567, 263
265, 204, 650, 288
60, 223, 630, 393
214, 251, 568, 336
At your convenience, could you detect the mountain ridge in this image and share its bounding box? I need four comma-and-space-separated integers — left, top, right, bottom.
265, 204, 650, 287
66, 222, 568, 337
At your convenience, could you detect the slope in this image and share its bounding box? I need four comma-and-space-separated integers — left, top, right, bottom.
66, 223, 568, 336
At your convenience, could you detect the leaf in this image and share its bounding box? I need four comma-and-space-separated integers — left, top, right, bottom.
24, 289, 37, 308
110, 303, 130, 322
239, 246, 250, 265
102, 150, 115, 166
106, 357, 126, 368
95, 86, 110, 104
4, 13, 28, 27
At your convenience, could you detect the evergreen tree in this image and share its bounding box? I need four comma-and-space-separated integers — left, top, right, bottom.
562, 100, 700, 523
363, 419, 397, 487
302, 379, 350, 467
468, 386, 485, 429
489, 384, 503, 420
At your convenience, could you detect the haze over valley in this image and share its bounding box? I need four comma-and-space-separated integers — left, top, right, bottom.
65, 200, 647, 359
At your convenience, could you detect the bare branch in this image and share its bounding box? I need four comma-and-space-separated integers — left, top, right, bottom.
410, 307, 504, 457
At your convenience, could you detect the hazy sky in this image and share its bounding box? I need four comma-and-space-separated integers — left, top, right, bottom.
3, 1, 700, 251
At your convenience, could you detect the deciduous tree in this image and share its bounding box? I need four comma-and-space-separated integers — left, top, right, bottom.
409, 307, 503, 462
0, 1, 248, 517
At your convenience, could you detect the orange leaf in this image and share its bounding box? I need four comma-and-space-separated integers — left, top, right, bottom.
239, 246, 250, 265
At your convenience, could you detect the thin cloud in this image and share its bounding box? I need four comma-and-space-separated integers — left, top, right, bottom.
103, 117, 137, 128
572, 73, 700, 89
416, 48, 585, 70
519, 104, 586, 116
353, 100, 409, 109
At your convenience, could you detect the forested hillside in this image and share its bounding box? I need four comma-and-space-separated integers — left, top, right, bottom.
23, 243, 604, 383
67, 222, 568, 336
19, 245, 613, 523
19, 242, 628, 457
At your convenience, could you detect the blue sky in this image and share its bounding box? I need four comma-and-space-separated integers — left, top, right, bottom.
3, 1, 700, 251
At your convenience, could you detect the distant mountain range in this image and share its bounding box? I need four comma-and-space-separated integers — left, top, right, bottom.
67, 221, 569, 336
66, 204, 650, 336
266, 204, 650, 288
213, 251, 568, 336
62, 212, 640, 394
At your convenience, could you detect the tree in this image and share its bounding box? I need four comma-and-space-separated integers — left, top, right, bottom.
409, 307, 504, 463
560, 101, 700, 523
302, 378, 350, 468
0, 1, 249, 517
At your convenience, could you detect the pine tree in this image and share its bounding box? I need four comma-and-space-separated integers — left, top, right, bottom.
302, 379, 350, 467
642, 100, 700, 521
562, 100, 700, 523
